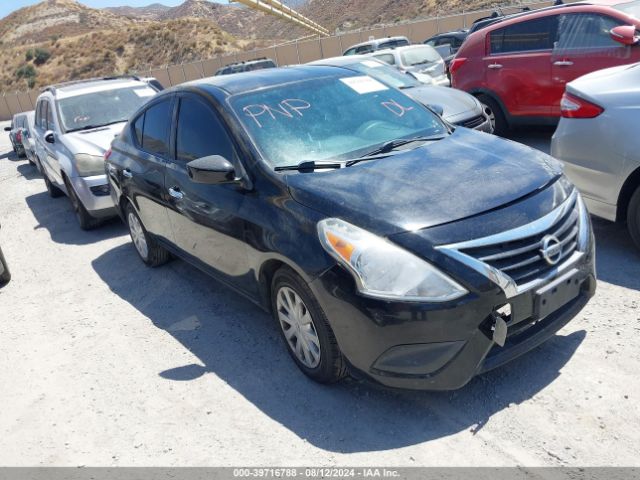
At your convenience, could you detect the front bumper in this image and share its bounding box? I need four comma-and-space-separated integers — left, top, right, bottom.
310, 234, 595, 391
70, 174, 117, 218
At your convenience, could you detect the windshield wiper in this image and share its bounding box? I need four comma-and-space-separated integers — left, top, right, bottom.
67, 120, 127, 133
274, 160, 345, 172
345, 135, 446, 167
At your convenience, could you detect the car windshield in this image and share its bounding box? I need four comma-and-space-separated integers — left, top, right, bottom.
401, 46, 442, 66
614, 0, 640, 18
230, 75, 446, 169
344, 60, 421, 89
58, 85, 156, 132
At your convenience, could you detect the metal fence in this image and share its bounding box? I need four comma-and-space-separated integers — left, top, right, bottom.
0, 0, 553, 121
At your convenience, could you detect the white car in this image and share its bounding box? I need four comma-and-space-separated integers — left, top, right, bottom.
370, 44, 450, 87
551, 63, 640, 249
33, 76, 158, 230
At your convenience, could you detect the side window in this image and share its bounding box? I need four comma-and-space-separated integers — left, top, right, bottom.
374, 53, 396, 65
175, 96, 234, 163
132, 114, 144, 147
556, 13, 625, 51
356, 45, 374, 54
344, 48, 357, 56
490, 16, 558, 54
141, 99, 172, 156
45, 102, 55, 131
35, 102, 44, 129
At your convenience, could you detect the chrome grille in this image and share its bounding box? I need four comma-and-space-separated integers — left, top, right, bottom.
437, 190, 587, 298
459, 197, 579, 285
456, 115, 485, 129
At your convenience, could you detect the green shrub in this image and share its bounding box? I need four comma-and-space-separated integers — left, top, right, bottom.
16, 64, 36, 79
33, 48, 51, 66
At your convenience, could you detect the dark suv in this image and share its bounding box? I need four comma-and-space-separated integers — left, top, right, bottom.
105, 66, 595, 390
451, 1, 640, 135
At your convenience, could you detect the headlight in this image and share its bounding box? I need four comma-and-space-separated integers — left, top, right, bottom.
74, 154, 105, 177
318, 218, 468, 302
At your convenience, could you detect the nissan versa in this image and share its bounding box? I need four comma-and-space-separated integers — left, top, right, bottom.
105, 67, 596, 390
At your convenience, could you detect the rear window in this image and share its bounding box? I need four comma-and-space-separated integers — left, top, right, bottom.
378, 38, 409, 49
490, 16, 558, 54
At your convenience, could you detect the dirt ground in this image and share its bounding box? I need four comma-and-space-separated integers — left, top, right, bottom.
1, 124, 639, 466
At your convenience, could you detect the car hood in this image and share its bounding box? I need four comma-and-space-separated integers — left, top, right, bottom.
286, 128, 563, 237
63, 122, 126, 155
403, 85, 481, 121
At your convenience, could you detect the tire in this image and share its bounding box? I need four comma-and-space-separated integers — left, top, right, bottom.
63, 176, 100, 231
626, 186, 640, 250
42, 169, 63, 198
0, 246, 10, 287
271, 267, 347, 384
477, 94, 509, 137
125, 203, 170, 267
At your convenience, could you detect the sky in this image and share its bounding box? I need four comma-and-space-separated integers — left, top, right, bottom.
0, 0, 227, 19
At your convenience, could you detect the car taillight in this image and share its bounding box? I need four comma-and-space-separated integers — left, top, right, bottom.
104, 148, 112, 161
16, 130, 22, 143
560, 92, 604, 119
449, 57, 467, 77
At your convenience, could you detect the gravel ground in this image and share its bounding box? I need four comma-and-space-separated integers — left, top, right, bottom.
1, 124, 639, 467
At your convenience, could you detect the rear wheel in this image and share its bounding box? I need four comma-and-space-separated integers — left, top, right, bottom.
63, 176, 100, 231
477, 94, 508, 136
271, 267, 347, 384
125, 203, 170, 267
626, 186, 640, 250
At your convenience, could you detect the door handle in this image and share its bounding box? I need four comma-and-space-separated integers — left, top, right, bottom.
553, 60, 574, 66
488, 63, 503, 69
168, 187, 184, 200
122, 169, 133, 179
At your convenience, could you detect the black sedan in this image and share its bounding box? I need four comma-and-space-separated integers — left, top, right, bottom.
105, 66, 596, 390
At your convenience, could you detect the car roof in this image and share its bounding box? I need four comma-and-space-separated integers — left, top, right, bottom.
309, 54, 379, 67
41, 77, 151, 100
373, 44, 434, 54
180, 65, 354, 96
345, 36, 409, 49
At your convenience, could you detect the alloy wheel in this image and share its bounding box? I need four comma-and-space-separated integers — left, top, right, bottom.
128, 212, 149, 260
482, 103, 496, 133
276, 286, 321, 368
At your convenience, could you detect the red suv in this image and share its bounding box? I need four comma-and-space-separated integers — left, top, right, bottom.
451, 0, 640, 135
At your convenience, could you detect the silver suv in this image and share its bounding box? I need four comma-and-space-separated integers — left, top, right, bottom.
33, 76, 158, 229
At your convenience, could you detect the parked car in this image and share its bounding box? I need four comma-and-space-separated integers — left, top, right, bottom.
215, 58, 277, 76
33, 76, 158, 230
424, 29, 469, 53
21, 111, 38, 167
4, 112, 30, 158
451, 1, 640, 135
371, 44, 450, 86
106, 66, 595, 390
0, 222, 10, 287
342, 36, 410, 56
309, 55, 493, 132
551, 63, 640, 249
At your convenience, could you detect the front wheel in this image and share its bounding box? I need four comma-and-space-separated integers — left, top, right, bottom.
42, 169, 63, 198
64, 176, 100, 231
0, 246, 10, 287
477, 94, 508, 136
271, 267, 347, 384
626, 186, 640, 250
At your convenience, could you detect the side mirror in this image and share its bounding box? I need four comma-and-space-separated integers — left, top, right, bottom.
428, 104, 445, 116
187, 155, 236, 184
44, 130, 55, 144
610, 25, 639, 46
3, 126, 10, 132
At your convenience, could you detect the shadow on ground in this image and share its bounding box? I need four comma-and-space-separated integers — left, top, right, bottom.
92, 242, 586, 453
592, 217, 640, 290
25, 191, 126, 245
16, 162, 40, 181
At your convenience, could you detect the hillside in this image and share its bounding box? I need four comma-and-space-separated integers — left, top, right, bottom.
0, 11, 249, 90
